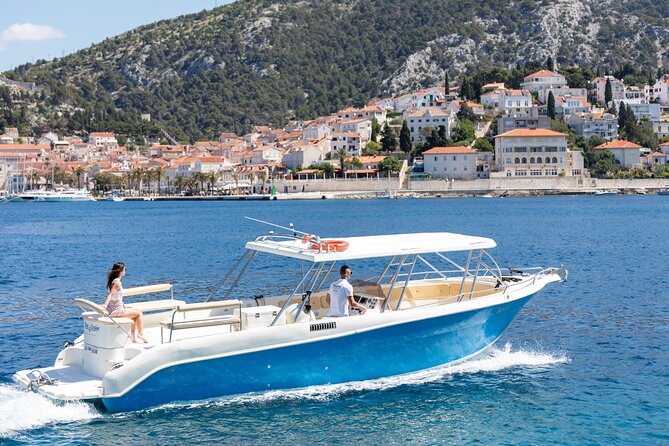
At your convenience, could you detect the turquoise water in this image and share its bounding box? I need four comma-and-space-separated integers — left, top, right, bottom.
0, 196, 668, 445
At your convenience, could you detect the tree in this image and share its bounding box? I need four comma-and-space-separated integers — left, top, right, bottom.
444, 71, 450, 94
380, 123, 397, 152
546, 56, 554, 71
618, 101, 628, 134
547, 91, 556, 120
335, 147, 348, 177
399, 120, 412, 159
378, 156, 402, 173
457, 103, 477, 122
593, 150, 618, 178
604, 78, 613, 106
426, 128, 440, 149
370, 118, 380, 142
74, 166, 85, 189
349, 156, 363, 168
451, 119, 475, 144
363, 141, 379, 155
473, 138, 494, 152
437, 125, 448, 145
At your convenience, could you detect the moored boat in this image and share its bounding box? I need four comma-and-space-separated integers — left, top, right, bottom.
13, 221, 567, 412
13, 188, 96, 202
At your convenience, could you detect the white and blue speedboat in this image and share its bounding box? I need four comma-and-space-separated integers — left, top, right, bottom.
13, 222, 567, 412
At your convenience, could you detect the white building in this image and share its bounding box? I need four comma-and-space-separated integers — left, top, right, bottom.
588, 76, 625, 104
330, 132, 363, 156
521, 70, 567, 101
493, 128, 583, 177
648, 74, 669, 104
567, 112, 618, 140
88, 132, 118, 148
593, 139, 641, 169
303, 122, 333, 140
499, 89, 533, 116
251, 146, 283, 165
555, 95, 591, 120
652, 119, 669, 139
193, 156, 234, 173
614, 100, 661, 122
282, 143, 326, 169
422, 146, 478, 180
403, 107, 453, 143
339, 118, 372, 143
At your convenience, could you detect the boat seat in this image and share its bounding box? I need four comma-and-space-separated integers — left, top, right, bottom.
75, 299, 134, 325
160, 300, 243, 343
73, 298, 106, 314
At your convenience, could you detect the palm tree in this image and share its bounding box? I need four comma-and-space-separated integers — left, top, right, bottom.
43, 159, 51, 189
194, 172, 207, 193
30, 171, 41, 190
232, 171, 240, 195
259, 171, 268, 194
185, 176, 197, 192
206, 171, 218, 194
335, 148, 348, 178
142, 169, 153, 195
131, 167, 144, 195
175, 175, 185, 193
74, 167, 86, 189
153, 168, 164, 196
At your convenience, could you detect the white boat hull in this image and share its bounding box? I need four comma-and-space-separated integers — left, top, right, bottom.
13, 273, 560, 413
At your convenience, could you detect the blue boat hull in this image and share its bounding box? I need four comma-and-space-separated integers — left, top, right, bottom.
102, 295, 533, 412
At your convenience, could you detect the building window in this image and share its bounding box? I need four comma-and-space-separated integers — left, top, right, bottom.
514, 157, 520, 164
537, 157, 543, 163
506, 158, 512, 164
530, 169, 542, 176
453, 156, 457, 161
434, 156, 438, 161
552, 157, 558, 163
521, 157, 527, 163
530, 157, 535, 164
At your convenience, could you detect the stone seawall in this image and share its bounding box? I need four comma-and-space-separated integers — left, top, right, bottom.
275, 177, 400, 193
274, 177, 669, 194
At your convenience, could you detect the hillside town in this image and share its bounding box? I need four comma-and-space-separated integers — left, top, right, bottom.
2, 68, 669, 197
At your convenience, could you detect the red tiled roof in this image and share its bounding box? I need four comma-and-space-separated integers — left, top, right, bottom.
423, 146, 477, 154
594, 139, 642, 150
525, 70, 562, 78
494, 129, 568, 138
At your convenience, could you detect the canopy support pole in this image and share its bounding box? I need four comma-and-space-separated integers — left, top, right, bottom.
395, 254, 417, 311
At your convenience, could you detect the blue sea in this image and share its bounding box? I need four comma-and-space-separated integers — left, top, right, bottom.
0, 196, 667, 445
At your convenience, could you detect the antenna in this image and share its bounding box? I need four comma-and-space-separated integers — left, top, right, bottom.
245, 217, 312, 237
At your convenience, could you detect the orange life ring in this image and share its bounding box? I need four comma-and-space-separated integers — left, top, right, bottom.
310, 239, 349, 252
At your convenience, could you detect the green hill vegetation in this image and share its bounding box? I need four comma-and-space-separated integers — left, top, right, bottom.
1, 0, 668, 141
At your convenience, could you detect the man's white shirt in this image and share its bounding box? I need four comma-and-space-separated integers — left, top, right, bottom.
328, 278, 353, 317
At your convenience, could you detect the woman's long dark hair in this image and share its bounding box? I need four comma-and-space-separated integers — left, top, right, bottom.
107, 262, 125, 291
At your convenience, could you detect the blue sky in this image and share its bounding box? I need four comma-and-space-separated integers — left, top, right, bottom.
0, 0, 234, 72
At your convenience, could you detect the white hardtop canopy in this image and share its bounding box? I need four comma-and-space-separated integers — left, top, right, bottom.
245, 232, 496, 262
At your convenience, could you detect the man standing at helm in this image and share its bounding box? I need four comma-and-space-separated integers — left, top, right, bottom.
327, 265, 367, 317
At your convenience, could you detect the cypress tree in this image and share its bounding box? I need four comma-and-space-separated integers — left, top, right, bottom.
547, 91, 556, 120
380, 122, 397, 152
604, 78, 613, 105
618, 102, 627, 134
444, 71, 450, 94
399, 120, 412, 158
546, 56, 554, 71
370, 118, 380, 142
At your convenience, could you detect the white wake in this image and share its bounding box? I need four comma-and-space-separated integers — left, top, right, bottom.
0, 384, 99, 439
154, 343, 569, 411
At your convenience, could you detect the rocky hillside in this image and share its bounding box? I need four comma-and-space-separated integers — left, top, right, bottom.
3, 0, 669, 140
